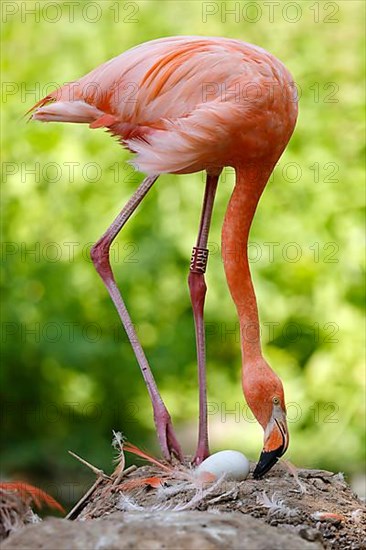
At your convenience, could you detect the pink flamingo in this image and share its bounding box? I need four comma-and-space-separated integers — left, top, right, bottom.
30, 36, 298, 477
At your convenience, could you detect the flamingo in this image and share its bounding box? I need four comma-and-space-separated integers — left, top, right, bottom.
30, 36, 298, 478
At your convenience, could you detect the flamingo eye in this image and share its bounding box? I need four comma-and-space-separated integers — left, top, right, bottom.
272, 396, 280, 405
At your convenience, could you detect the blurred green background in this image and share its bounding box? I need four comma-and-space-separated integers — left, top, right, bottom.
1, 1, 365, 507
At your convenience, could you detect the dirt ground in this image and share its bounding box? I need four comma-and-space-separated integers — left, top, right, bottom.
1, 456, 365, 550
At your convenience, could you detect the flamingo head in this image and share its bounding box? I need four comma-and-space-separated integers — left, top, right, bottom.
242, 362, 289, 478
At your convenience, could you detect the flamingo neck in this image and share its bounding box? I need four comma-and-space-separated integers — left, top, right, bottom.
221, 165, 272, 368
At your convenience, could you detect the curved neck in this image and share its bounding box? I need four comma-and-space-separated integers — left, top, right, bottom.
221, 165, 272, 365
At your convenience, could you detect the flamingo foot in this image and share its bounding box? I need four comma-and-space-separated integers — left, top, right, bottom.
192, 440, 210, 466
154, 407, 184, 462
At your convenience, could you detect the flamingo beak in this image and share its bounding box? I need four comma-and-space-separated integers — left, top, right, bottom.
253, 408, 289, 479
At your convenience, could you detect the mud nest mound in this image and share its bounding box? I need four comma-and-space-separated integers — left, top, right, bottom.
2, 457, 365, 550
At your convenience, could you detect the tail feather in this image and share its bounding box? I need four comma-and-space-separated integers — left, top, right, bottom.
27, 82, 103, 124
25, 95, 56, 117
25, 85, 66, 119
31, 100, 104, 124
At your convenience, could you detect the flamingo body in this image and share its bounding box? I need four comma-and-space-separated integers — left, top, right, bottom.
31, 36, 298, 476
33, 36, 297, 174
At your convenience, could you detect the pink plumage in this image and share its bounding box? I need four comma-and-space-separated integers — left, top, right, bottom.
31, 36, 297, 175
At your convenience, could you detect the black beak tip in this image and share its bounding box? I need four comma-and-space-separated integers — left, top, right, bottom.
253, 446, 284, 479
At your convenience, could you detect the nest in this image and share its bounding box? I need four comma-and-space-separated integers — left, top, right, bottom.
1, 437, 365, 549
0, 487, 41, 540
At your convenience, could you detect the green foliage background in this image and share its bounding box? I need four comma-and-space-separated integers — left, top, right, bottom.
1, 1, 365, 505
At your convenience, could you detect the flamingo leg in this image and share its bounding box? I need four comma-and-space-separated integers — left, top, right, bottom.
189, 171, 220, 465
90, 175, 183, 462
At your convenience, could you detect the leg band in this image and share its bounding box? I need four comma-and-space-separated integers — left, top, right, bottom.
190, 246, 209, 274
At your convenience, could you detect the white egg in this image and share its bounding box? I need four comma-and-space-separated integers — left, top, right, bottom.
195, 450, 250, 481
